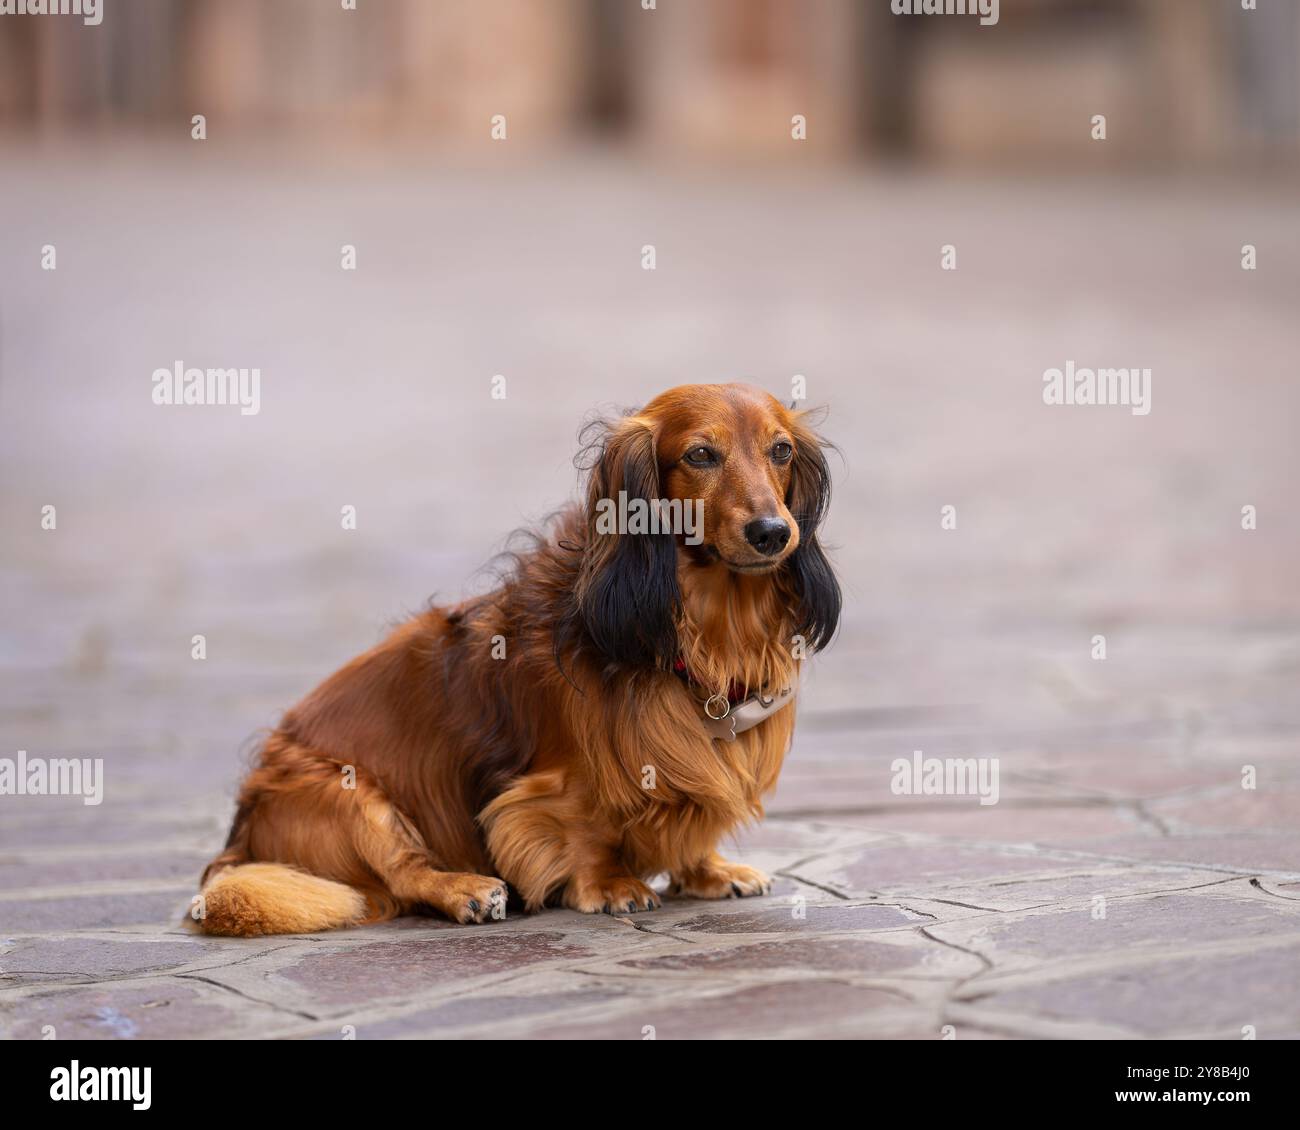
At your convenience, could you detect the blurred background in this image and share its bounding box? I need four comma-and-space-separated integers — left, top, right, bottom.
2, 0, 1299, 166
1, 0, 1299, 1037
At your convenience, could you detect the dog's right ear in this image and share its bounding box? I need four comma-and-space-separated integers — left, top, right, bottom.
784, 410, 841, 654
574, 416, 680, 670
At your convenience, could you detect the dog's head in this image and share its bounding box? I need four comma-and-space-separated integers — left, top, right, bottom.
574, 383, 841, 669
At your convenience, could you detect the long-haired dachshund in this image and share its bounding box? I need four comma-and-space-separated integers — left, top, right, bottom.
192, 383, 839, 935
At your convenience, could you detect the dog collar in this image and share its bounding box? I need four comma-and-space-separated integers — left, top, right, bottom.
700, 686, 796, 742
672, 658, 796, 742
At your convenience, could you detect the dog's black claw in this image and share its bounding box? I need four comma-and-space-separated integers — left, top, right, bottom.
626, 900, 637, 912
731, 882, 742, 898
468, 899, 480, 913
602, 902, 611, 914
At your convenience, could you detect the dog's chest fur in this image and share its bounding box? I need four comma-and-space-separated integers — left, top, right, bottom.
620, 696, 796, 876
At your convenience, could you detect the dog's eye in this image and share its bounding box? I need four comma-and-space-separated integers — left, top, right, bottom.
684, 446, 717, 466
771, 441, 794, 463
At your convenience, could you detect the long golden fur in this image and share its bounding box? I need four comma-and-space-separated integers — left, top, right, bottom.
192, 383, 840, 935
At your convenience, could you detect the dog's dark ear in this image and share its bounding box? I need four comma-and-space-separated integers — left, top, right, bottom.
575, 417, 680, 669
785, 413, 841, 653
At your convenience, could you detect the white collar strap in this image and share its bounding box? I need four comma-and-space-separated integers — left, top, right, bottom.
700, 686, 796, 742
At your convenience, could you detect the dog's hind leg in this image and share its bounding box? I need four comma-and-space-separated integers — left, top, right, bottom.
344, 772, 508, 924
194, 740, 506, 934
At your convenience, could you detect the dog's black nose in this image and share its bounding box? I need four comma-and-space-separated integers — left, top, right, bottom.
744, 517, 791, 557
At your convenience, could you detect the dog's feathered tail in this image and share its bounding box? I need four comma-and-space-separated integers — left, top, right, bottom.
187, 862, 370, 937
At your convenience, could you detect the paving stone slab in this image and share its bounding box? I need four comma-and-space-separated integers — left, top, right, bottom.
814, 803, 1147, 845
660, 901, 926, 936
929, 888, 1300, 977
0, 850, 212, 892
515, 979, 927, 1040
951, 941, 1300, 1039
0, 888, 191, 932
788, 839, 1083, 898
768, 758, 1083, 819
0, 933, 236, 986
0, 809, 217, 851
615, 931, 981, 982
1147, 784, 1300, 836
925, 865, 1231, 913
1043, 833, 1300, 875
194, 920, 655, 1016
1256, 879, 1300, 900
0, 978, 295, 1040
1009, 753, 1245, 803
721, 817, 886, 855
648, 882, 840, 922
301, 983, 634, 1040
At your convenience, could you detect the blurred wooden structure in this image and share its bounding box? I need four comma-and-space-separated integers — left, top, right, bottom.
0, 0, 1295, 167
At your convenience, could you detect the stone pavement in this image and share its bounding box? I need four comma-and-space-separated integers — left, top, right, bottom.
1, 144, 1298, 1038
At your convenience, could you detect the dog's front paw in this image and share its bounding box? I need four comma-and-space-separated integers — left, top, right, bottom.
669, 859, 771, 900
565, 875, 661, 915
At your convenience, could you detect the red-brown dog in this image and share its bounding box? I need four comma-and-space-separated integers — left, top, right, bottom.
193, 383, 839, 935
